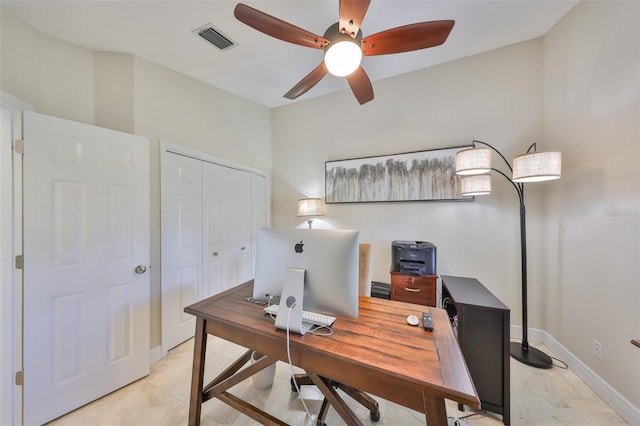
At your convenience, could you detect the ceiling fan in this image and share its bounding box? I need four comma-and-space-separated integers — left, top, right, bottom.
234, 0, 455, 105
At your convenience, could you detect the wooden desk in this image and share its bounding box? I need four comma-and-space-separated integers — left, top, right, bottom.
185, 280, 479, 426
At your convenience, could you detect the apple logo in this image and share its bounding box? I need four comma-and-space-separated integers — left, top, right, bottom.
294, 241, 304, 253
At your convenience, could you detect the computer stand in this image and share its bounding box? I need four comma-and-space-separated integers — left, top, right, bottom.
274, 268, 306, 335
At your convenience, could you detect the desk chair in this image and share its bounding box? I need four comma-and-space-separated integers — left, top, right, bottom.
291, 243, 381, 422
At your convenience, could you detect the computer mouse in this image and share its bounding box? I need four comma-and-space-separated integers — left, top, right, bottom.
406, 315, 420, 326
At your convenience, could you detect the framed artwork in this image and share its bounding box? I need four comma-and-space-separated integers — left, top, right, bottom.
325, 145, 472, 203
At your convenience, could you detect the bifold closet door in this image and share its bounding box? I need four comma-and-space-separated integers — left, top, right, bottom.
202, 162, 253, 299
161, 151, 266, 352
160, 153, 203, 351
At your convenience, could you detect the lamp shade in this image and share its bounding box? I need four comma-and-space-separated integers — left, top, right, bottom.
512, 151, 562, 182
459, 175, 492, 196
455, 148, 492, 175
296, 198, 324, 217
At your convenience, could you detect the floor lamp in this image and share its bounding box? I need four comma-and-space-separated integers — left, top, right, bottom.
455, 140, 562, 369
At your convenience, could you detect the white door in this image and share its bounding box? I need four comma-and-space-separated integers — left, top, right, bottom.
160, 145, 268, 353
160, 153, 202, 351
22, 111, 150, 425
202, 163, 252, 298
250, 173, 267, 273
201, 162, 226, 299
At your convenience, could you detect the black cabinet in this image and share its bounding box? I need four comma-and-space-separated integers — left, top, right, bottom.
441, 275, 510, 425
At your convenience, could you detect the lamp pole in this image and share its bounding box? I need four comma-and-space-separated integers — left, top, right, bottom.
472, 140, 553, 369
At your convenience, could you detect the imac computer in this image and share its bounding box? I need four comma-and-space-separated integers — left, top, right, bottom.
253, 228, 359, 319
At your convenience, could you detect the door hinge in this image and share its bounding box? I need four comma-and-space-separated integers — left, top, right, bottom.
15, 255, 23, 269
14, 139, 24, 154
15, 371, 23, 386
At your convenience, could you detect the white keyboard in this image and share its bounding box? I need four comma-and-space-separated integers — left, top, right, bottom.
263, 304, 336, 327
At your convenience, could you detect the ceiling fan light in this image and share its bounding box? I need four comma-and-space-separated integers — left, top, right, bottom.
324, 40, 363, 77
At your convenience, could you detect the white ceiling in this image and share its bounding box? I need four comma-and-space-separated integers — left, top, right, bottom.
2, 0, 578, 108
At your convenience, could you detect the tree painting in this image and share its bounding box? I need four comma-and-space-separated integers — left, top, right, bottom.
325, 147, 468, 203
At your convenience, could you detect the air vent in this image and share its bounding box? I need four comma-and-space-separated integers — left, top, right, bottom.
192, 23, 237, 51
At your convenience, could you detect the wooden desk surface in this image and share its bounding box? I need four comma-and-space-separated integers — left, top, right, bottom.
185, 280, 479, 415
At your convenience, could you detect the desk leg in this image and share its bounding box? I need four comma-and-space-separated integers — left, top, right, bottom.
423, 394, 447, 426
188, 318, 208, 426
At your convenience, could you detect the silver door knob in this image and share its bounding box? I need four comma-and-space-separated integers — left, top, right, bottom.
135, 265, 147, 274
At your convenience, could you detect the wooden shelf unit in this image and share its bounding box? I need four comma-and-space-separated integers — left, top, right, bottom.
441, 275, 510, 425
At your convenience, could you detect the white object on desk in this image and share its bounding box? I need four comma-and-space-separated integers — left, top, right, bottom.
406, 315, 420, 326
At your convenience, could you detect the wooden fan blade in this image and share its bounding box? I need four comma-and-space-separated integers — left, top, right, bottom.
234, 3, 329, 49
284, 62, 329, 99
339, 0, 371, 38
346, 66, 374, 105
361, 20, 455, 56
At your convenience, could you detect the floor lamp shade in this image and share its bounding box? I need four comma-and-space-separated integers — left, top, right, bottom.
512, 151, 562, 182
460, 175, 491, 196
455, 148, 492, 175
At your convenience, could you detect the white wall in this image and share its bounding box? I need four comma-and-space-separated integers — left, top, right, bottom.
272, 39, 546, 331
0, 7, 95, 125
95, 52, 135, 133
271, 0, 640, 415
543, 0, 640, 409
0, 7, 272, 349
132, 56, 271, 347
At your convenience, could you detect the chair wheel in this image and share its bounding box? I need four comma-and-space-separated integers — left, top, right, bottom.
370, 409, 380, 422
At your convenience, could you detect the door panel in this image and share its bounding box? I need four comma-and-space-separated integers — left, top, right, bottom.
203, 163, 252, 292
161, 154, 202, 351
178, 266, 199, 325
23, 111, 150, 425
251, 174, 267, 274
203, 192, 225, 299
51, 293, 82, 383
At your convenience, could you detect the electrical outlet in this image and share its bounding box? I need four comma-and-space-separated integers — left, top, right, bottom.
592, 339, 603, 360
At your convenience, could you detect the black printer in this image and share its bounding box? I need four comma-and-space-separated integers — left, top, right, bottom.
391, 240, 437, 276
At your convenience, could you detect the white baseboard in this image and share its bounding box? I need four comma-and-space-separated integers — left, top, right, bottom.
511, 325, 640, 425
149, 345, 163, 365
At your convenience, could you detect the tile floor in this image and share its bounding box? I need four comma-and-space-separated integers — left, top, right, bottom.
48, 337, 627, 426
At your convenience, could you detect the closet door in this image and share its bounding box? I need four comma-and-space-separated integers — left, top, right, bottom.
202, 163, 252, 298
160, 153, 202, 351
251, 173, 267, 272
161, 147, 267, 353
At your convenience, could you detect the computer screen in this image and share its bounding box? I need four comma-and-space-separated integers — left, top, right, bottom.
253, 228, 359, 318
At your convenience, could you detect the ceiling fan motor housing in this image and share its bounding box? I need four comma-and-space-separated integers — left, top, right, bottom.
323, 22, 363, 49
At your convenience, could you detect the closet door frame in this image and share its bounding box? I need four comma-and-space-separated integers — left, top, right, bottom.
1, 90, 33, 426
159, 141, 270, 355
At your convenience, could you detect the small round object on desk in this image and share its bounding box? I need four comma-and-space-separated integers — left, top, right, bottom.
406, 315, 419, 326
